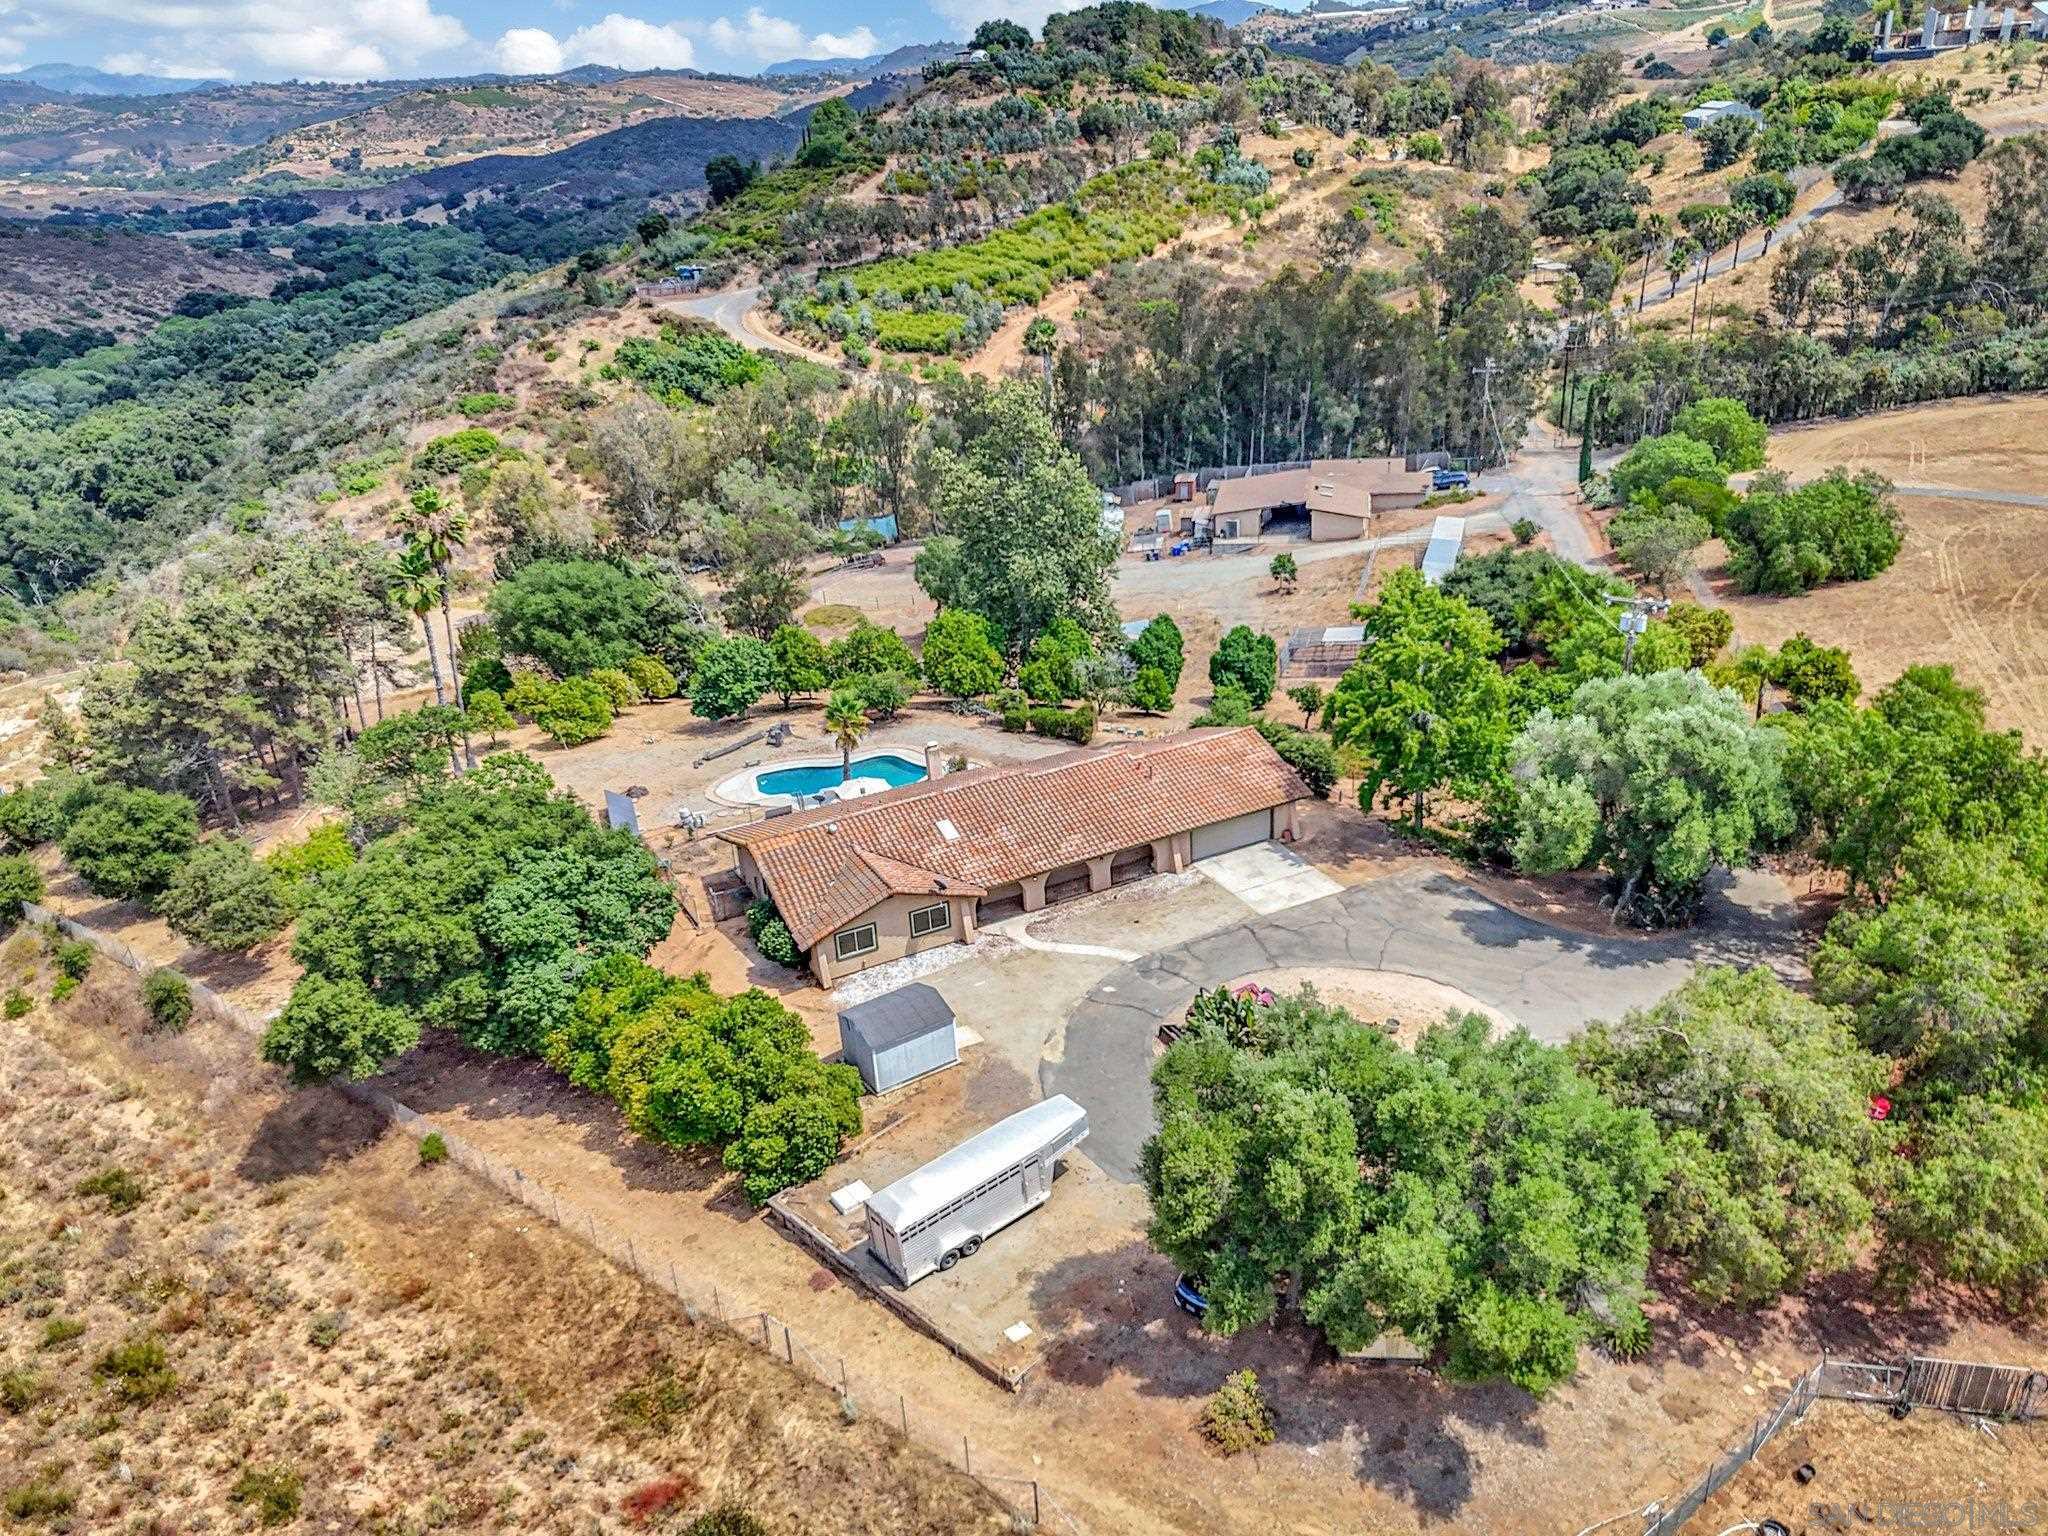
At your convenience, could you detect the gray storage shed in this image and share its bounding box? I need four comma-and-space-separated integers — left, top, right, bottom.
838, 982, 959, 1094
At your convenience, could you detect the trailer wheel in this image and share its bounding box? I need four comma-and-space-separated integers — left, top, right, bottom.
961, 1236, 983, 1258
938, 1249, 961, 1271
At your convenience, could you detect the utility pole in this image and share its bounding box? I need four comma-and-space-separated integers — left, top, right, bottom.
1472, 359, 1511, 470
1605, 594, 1670, 672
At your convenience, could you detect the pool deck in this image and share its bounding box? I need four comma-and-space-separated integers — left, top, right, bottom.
710, 747, 932, 809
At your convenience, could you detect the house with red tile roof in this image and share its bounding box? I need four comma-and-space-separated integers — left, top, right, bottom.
719, 727, 1313, 983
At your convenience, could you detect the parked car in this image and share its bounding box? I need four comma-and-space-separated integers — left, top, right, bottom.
1431, 467, 1471, 490
1174, 1274, 1209, 1320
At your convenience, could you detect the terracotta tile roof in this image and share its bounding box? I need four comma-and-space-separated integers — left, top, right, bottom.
723, 728, 1311, 950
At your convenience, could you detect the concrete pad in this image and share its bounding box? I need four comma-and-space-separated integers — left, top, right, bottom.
1195, 841, 1344, 914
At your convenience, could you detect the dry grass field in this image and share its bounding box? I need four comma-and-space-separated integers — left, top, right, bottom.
0, 937, 1008, 1535
1703, 399, 2048, 741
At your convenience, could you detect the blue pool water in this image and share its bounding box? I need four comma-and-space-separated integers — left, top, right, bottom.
756, 753, 928, 797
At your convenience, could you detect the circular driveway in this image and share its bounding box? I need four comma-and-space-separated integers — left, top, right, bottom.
1043, 866, 1805, 1183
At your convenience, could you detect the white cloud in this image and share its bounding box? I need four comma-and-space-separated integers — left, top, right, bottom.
491, 26, 565, 75
490, 12, 696, 74
806, 25, 881, 57
27, 0, 470, 81
705, 6, 804, 59
496, 8, 883, 73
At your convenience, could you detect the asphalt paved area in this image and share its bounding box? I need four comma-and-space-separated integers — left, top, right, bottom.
1044, 865, 1804, 1183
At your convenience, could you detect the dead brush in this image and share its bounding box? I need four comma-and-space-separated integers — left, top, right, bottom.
620, 1474, 699, 1526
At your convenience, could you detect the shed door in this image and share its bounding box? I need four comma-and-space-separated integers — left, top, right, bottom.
1192, 809, 1273, 860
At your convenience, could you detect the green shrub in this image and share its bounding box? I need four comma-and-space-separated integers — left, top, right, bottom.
457, 391, 514, 417
414, 427, 501, 476
229, 1465, 304, 1527
76, 1167, 145, 1214
1027, 704, 1096, 744
155, 839, 289, 953
3, 989, 30, 1019
0, 781, 68, 851
0, 1366, 43, 1414
622, 653, 678, 701
263, 823, 356, 911
1201, 1370, 1275, 1454
59, 784, 199, 902
307, 1313, 346, 1350
39, 1318, 84, 1349
746, 899, 801, 968
50, 975, 78, 1003
1604, 1309, 1652, 1361
0, 854, 42, 924
3, 1465, 74, 1521
684, 1510, 768, 1536
588, 667, 641, 711
613, 325, 764, 402
54, 939, 93, 980
996, 689, 1029, 733
141, 970, 194, 1033
93, 1334, 178, 1404
418, 1132, 448, 1166
534, 676, 615, 747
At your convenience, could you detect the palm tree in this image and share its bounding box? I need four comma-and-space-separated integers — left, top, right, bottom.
1637, 214, 1670, 313
395, 544, 450, 707
824, 690, 869, 784
396, 487, 470, 680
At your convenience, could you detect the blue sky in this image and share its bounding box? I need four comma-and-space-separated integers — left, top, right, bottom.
0, 0, 1056, 84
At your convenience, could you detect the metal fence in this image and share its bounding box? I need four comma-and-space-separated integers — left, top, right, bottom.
1597, 1351, 2046, 1536
23, 902, 1088, 1535
1637, 1361, 1823, 1536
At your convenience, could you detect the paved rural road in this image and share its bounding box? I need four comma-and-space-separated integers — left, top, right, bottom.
1491, 441, 1600, 566
1892, 483, 2048, 508
1045, 865, 1805, 1183
660, 284, 829, 362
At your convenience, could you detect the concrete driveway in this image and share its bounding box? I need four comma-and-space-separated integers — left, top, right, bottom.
1044, 865, 1805, 1183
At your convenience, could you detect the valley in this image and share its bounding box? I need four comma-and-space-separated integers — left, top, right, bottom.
2, 5, 2047, 1535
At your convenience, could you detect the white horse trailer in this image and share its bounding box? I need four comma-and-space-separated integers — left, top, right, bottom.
865, 1096, 1089, 1286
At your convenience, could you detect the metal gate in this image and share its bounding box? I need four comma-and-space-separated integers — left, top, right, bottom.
1905, 1357, 2048, 1419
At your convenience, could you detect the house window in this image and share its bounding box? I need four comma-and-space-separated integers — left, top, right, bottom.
908, 902, 950, 939
834, 924, 878, 962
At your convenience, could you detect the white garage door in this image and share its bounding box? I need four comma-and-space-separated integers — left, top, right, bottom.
1191, 808, 1273, 861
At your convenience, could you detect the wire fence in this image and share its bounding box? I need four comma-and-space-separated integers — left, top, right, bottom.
1597, 1349, 2046, 1536
23, 902, 1089, 1535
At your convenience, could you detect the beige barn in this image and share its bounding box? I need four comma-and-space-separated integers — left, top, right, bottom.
1206, 457, 1433, 543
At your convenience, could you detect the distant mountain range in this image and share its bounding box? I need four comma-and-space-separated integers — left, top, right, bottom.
6, 61, 222, 96
759, 42, 960, 79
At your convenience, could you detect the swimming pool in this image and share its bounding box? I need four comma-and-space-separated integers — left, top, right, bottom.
754, 752, 928, 798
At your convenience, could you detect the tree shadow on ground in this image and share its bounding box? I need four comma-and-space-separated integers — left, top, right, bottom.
235, 1082, 386, 1183
368, 1031, 755, 1218
1639, 1255, 2029, 1373
1025, 1239, 1543, 1521
1429, 865, 1804, 980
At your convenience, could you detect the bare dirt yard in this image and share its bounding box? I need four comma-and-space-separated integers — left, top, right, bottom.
1689, 1397, 2048, 1535
0, 943, 1007, 1536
